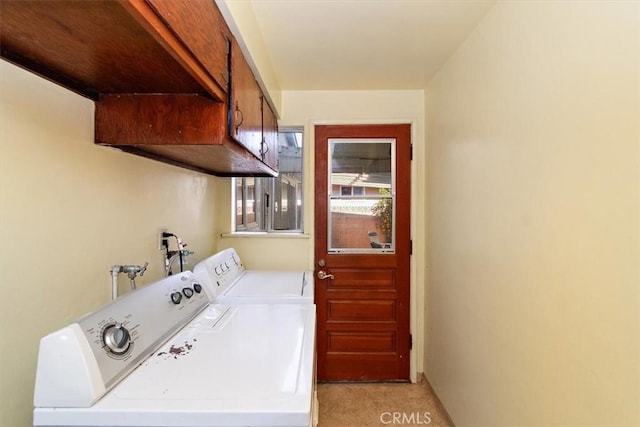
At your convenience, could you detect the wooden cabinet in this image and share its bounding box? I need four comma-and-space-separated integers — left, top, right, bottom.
229, 39, 280, 172
0, 0, 278, 177
0, 0, 211, 99
95, 94, 276, 176
229, 38, 264, 163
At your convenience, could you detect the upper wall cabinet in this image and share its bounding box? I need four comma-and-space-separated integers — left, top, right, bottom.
0, 0, 278, 177
229, 38, 279, 172
230, 38, 264, 164
0, 1, 223, 101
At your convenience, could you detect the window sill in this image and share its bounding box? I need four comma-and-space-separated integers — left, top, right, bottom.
220, 232, 311, 239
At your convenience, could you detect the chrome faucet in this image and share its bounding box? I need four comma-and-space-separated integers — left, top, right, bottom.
120, 263, 148, 289
110, 262, 148, 299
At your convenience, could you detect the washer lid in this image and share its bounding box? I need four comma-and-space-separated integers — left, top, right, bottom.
224, 271, 313, 298
115, 304, 313, 400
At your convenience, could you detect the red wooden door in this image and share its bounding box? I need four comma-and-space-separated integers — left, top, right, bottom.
314, 124, 411, 381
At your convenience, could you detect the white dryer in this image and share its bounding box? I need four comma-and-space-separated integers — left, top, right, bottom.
193, 248, 314, 304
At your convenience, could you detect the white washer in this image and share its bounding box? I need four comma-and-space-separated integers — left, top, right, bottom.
193, 248, 314, 304
33, 272, 317, 427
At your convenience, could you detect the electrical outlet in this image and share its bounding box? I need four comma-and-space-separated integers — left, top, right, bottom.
158, 227, 168, 250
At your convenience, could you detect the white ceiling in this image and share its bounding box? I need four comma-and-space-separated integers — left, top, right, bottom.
249, 0, 495, 90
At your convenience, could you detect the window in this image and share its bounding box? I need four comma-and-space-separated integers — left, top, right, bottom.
234, 128, 304, 232
340, 186, 352, 196
339, 186, 364, 196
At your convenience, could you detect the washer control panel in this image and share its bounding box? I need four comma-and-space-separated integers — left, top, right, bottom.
34, 271, 209, 407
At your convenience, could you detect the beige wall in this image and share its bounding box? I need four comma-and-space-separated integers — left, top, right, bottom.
0, 61, 221, 426
425, 1, 639, 426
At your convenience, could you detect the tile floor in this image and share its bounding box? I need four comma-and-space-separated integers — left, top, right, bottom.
317, 379, 454, 427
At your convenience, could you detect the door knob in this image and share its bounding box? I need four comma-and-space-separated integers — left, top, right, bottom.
317, 270, 334, 280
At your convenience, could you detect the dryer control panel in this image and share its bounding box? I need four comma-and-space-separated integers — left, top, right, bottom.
193, 248, 246, 298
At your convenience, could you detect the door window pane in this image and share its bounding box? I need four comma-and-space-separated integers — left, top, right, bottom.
328, 139, 395, 253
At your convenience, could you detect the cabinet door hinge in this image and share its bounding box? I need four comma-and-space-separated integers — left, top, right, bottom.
410, 143, 413, 161
409, 334, 413, 350
410, 239, 413, 255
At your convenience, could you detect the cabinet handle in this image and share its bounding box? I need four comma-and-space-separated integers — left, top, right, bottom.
234, 102, 244, 135
259, 138, 269, 160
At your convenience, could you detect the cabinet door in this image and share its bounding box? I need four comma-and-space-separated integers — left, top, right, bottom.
147, 0, 230, 93
230, 38, 263, 160
262, 98, 279, 170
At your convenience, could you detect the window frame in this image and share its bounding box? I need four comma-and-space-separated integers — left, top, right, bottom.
233, 127, 304, 234
235, 177, 265, 231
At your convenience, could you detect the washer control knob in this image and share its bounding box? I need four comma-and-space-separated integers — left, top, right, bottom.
102, 323, 131, 355
193, 283, 202, 293
182, 287, 194, 298
171, 291, 182, 305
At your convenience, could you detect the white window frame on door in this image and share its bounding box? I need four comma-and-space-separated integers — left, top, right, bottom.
327, 137, 396, 254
